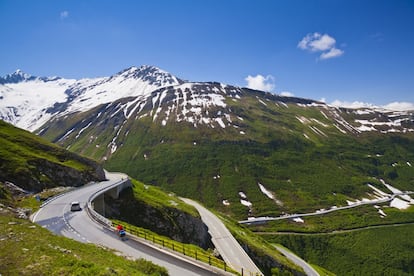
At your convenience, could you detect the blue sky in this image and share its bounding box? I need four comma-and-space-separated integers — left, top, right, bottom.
1, 0, 413, 108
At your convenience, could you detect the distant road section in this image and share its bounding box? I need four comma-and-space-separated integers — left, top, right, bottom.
182, 198, 263, 276
239, 191, 414, 225
273, 245, 319, 276
32, 172, 226, 276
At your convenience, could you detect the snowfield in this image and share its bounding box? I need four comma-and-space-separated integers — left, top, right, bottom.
390, 198, 411, 210
0, 78, 76, 130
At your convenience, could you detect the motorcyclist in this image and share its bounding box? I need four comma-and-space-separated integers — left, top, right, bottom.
116, 224, 126, 238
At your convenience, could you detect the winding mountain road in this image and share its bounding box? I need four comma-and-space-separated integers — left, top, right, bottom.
182, 198, 263, 276
32, 172, 228, 276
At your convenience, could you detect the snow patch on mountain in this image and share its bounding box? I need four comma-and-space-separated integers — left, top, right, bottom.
0, 78, 76, 130
240, 199, 252, 207
222, 199, 230, 206
62, 66, 181, 115
292, 217, 304, 223
258, 183, 274, 199
144, 82, 242, 129
390, 198, 411, 210
0, 65, 183, 131
2, 65, 414, 137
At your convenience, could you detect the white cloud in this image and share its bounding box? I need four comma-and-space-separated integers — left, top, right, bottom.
298, 33, 335, 52
280, 91, 294, 97
298, 32, 344, 60
383, 102, 414, 111
330, 100, 377, 109
245, 74, 275, 92
60, 11, 69, 19
320, 47, 344, 60
330, 100, 414, 111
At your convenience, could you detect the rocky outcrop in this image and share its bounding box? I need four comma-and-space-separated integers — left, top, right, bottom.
105, 187, 213, 250
0, 157, 105, 193
0, 119, 106, 193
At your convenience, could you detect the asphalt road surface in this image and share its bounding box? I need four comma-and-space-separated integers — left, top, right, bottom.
273, 245, 319, 276
182, 198, 263, 276
32, 172, 227, 276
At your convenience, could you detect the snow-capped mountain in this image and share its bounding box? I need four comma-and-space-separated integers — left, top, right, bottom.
0, 65, 183, 131
0, 70, 76, 131
0, 65, 413, 135
0, 69, 36, 84
55, 65, 183, 116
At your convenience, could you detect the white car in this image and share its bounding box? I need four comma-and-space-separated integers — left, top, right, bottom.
70, 201, 82, 211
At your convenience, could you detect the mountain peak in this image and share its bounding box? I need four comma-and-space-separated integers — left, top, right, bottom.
116, 65, 183, 87
1, 69, 35, 84
11, 69, 33, 78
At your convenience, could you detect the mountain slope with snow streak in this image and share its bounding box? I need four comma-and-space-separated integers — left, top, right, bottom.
1, 65, 413, 135
0, 65, 182, 131
60, 65, 183, 115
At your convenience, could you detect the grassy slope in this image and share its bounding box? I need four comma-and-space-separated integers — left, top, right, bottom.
264, 224, 414, 275
102, 100, 414, 275
129, 178, 199, 217
0, 120, 104, 192
1, 181, 168, 276
0, 214, 168, 276
219, 214, 306, 275
40, 92, 414, 220
104, 106, 414, 220
0, 120, 168, 275
37, 91, 414, 275
250, 203, 414, 234
113, 179, 305, 274
0, 120, 87, 171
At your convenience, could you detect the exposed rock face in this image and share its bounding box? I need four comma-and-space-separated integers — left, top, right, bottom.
0, 157, 106, 193
105, 187, 213, 250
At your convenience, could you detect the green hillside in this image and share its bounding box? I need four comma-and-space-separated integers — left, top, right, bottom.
37, 87, 414, 274
0, 206, 168, 275
0, 117, 306, 275
0, 120, 105, 192
40, 90, 414, 219
266, 223, 414, 275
